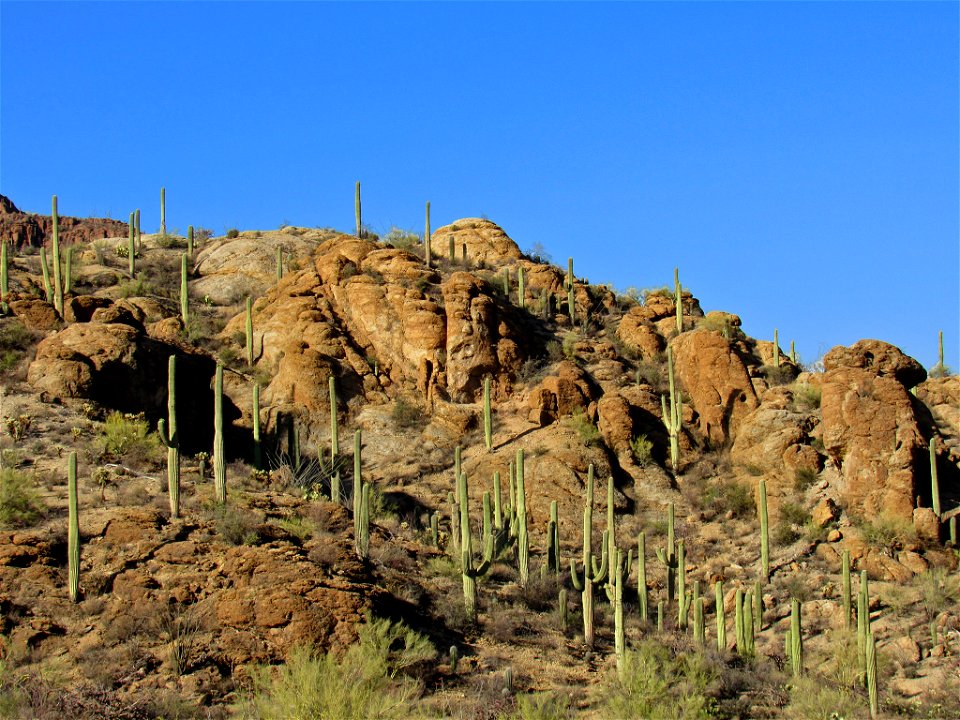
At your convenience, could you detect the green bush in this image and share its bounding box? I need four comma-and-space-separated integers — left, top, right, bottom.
0, 468, 45, 529
240, 615, 435, 720
568, 409, 601, 447
226, 229, 240, 239
215, 505, 262, 546
382, 227, 419, 251
391, 398, 424, 431
603, 639, 720, 720
793, 466, 818, 491
855, 513, 916, 553
790, 383, 822, 410
498, 692, 572, 720
100, 411, 162, 466
0, 319, 37, 374
630, 434, 654, 467
702, 480, 755, 519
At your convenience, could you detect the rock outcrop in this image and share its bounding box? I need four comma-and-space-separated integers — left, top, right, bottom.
670, 328, 759, 445
820, 340, 928, 521
0, 194, 128, 250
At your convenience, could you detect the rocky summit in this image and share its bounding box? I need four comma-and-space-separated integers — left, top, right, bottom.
0, 204, 956, 719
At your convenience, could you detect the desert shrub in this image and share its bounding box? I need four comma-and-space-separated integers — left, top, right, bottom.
100, 411, 162, 465
382, 227, 419, 251
855, 513, 916, 554
630, 434, 654, 467
781, 675, 862, 720
702, 480, 755, 519
226, 229, 240, 239
215, 504, 262, 546
773, 501, 810, 546
790, 382, 821, 410
391, 397, 424, 431
634, 357, 666, 393
793, 466, 818, 491
0, 468, 45, 528
603, 638, 720, 720
0, 318, 38, 374
698, 315, 744, 341
515, 357, 549, 387
779, 501, 810, 527
760, 364, 794, 386
568, 409, 601, 447
498, 691, 572, 720
240, 615, 434, 720
916, 568, 959, 617
155, 233, 185, 249
544, 340, 563, 363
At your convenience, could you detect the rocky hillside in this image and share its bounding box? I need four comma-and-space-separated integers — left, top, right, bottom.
0, 206, 957, 719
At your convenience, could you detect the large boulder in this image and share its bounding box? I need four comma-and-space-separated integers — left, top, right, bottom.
616, 308, 665, 358
670, 329, 759, 445
820, 341, 928, 520
432, 218, 522, 268
192, 228, 336, 305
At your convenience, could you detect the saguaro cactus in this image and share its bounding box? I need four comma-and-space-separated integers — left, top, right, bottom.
1, 241, 9, 313
546, 500, 561, 575
128, 212, 136, 278
790, 598, 803, 676
661, 348, 682, 473
353, 429, 363, 538
40, 247, 52, 303
188, 225, 195, 256
614, 549, 625, 678
676, 540, 689, 629
516, 448, 530, 584
52, 196, 63, 315
759, 478, 770, 579
158, 355, 180, 518
68, 451, 79, 602
458, 471, 493, 620
637, 531, 648, 621
866, 630, 879, 718
773, 329, 780, 368
355, 181, 362, 238
245, 297, 254, 366
656, 501, 678, 601
517, 266, 525, 309
424, 201, 432, 268
160, 187, 166, 235
483, 377, 493, 452
715, 580, 726, 651
180, 254, 189, 325
276, 246, 283, 281
842, 549, 852, 629
930, 437, 941, 517
356, 481, 371, 559
674, 267, 682, 333
213, 362, 226, 504
252, 382, 262, 470
570, 465, 609, 647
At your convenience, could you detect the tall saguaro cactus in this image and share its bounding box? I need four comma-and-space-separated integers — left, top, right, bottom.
180, 254, 189, 325
930, 437, 941, 517
160, 187, 166, 235
245, 297, 254, 366
614, 549, 625, 678
252, 382, 262, 470
213, 362, 226, 504
674, 267, 682, 333
40, 248, 53, 303
516, 448, 530, 584
458, 471, 493, 620
483, 377, 493, 452
424, 201, 432, 268
773, 329, 780, 368
355, 181, 362, 238
661, 347, 682, 473
158, 355, 181, 518
637, 531, 648, 621
570, 465, 609, 647
52, 196, 63, 315
790, 598, 803, 676
329, 376, 340, 502
517, 266, 525, 309
656, 501, 678, 601
715, 580, 726, 651
68, 451, 80, 602
128, 212, 136, 278
1, 241, 9, 313
353, 429, 363, 538
759, 479, 770, 579
187, 226, 194, 256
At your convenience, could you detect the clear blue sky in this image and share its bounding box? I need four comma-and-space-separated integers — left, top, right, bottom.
2, 2, 957, 372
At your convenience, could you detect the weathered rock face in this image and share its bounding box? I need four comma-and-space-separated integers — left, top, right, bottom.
916, 376, 960, 463
730, 386, 822, 519
26, 317, 215, 451
670, 329, 759, 445
527, 361, 597, 426
432, 218, 523, 267
192, 228, 338, 305
0, 194, 128, 250
617, 308, 665, 358
821, 341, 927, 521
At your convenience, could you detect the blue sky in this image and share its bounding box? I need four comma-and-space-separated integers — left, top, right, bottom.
2, 2, 957, 371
